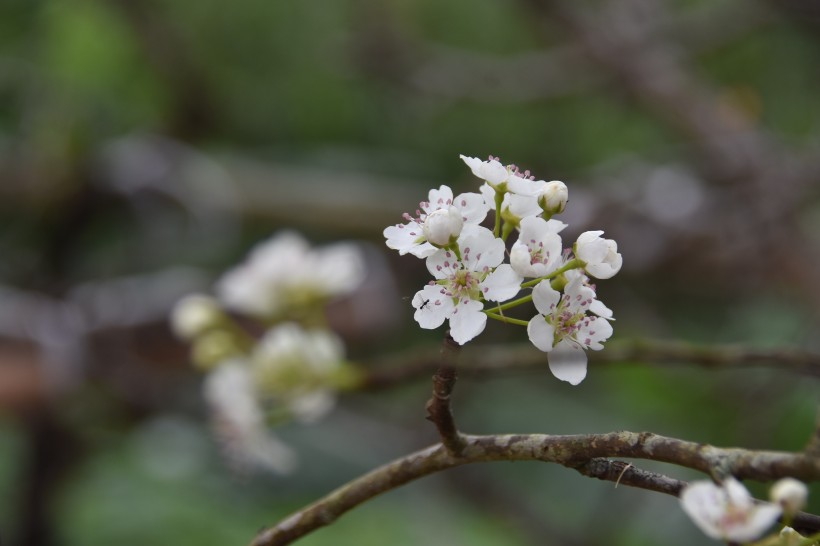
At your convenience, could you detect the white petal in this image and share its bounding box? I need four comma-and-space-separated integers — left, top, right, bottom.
724, 477, 753, 508
448, 299, 486, 344
577, 316, 613, 350
454, 192, 489, 224
480, 183, 496, 210
384, 222, 425, 255
413, 285, 453, 329
531, 280, 560, 316
507, 193, 542, 219
726, 504, 781, 543
547, 340, 588, 385
481, 264, 523, 302
407, 241, 438, 258
680, 481, 726, 540
460, 227, 505, 271
527, 316, 555, 352
510, 241, 537, 277
589, 299, 613, 319
426, 248, 461, 280
507, 175, 543, 196
426, 185, 455, 212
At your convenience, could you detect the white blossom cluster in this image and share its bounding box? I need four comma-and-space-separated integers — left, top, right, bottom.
384, 155, 622, 385
171, 231, 365, 473
680, 476, 811, 544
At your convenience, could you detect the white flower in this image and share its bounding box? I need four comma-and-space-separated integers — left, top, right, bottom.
204, 361, 297, 474
770, 478, 808, 514
216, 231, 365, 318
510, 216, 566, 278
680, 478, 781, 543
413, 226, 523, 345
460, 154, 547, 195
538, 180, 568, 215
527, 272, 613, 384
384, 185, 488, 258
170, 294, 222, 340
575, 231, 623, 280
479, 183, 543, 217
250, 323, 344, 422
422, 206, 464, 247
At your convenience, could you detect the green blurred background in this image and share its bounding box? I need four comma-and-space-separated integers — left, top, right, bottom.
1, 0, 819, 544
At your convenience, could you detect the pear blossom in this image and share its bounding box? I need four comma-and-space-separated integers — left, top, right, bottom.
527, 271, 613, 384
575, 231, 623, 280
770, 478, 808, 514
460, 154, 544, 196
537, 180, 569, 216
204, 360, 297, 474
413, 226, 523, 344
510, 216, 567, 278
216, 231, 365, 318
170, 294, 223, 340
680, 478, 781, 543
250, 323, 345, 423
384, 185, 488, 258
479, 183, 543, 218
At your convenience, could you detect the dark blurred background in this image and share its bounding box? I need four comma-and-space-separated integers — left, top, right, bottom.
1, 0, 819, 544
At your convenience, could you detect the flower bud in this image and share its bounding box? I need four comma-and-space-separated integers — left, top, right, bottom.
170, 294, 223, 340
538, 180, 568, 216
191, 330, 242, 371
423, 207, 464, 247
575, 231, 623, 279
770, 478, 808, 514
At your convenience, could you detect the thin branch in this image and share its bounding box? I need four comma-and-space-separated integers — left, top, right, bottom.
249, 431, 820, 546
362, 339, 820, 390
424, 334, 466, 455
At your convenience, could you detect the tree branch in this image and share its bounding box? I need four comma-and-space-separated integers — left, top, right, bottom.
248, 431, 820, 546
424, 334, 465, 455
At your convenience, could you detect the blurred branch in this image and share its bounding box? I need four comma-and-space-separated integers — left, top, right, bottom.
250, 431, 820, 546
362, 339, 820, 390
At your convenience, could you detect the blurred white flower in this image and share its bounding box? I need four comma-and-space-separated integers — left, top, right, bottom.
770, 478, 808, 514
216, 231, 365, 318
575, 231, 623, 280
169, 294, 223, 340
527, 271, 613, 385
413, 226, 522, 344
204, 360, 297, 474
680, 477, 781, 543
384, 184, 487, 258
251, 323, 346, 422
510, 216, 566, 278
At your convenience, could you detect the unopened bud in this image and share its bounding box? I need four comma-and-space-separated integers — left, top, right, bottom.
191, 330, 241, 371
423, 207, 464, 247
538, 180, 568, 215
170, 294, 223, 340
770, 478, 808, 514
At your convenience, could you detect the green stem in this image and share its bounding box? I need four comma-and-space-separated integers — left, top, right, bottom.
493, 191, 503, 238
493, 294, 533, 312
484, 311, 529, 326
521, 258, 584, 289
